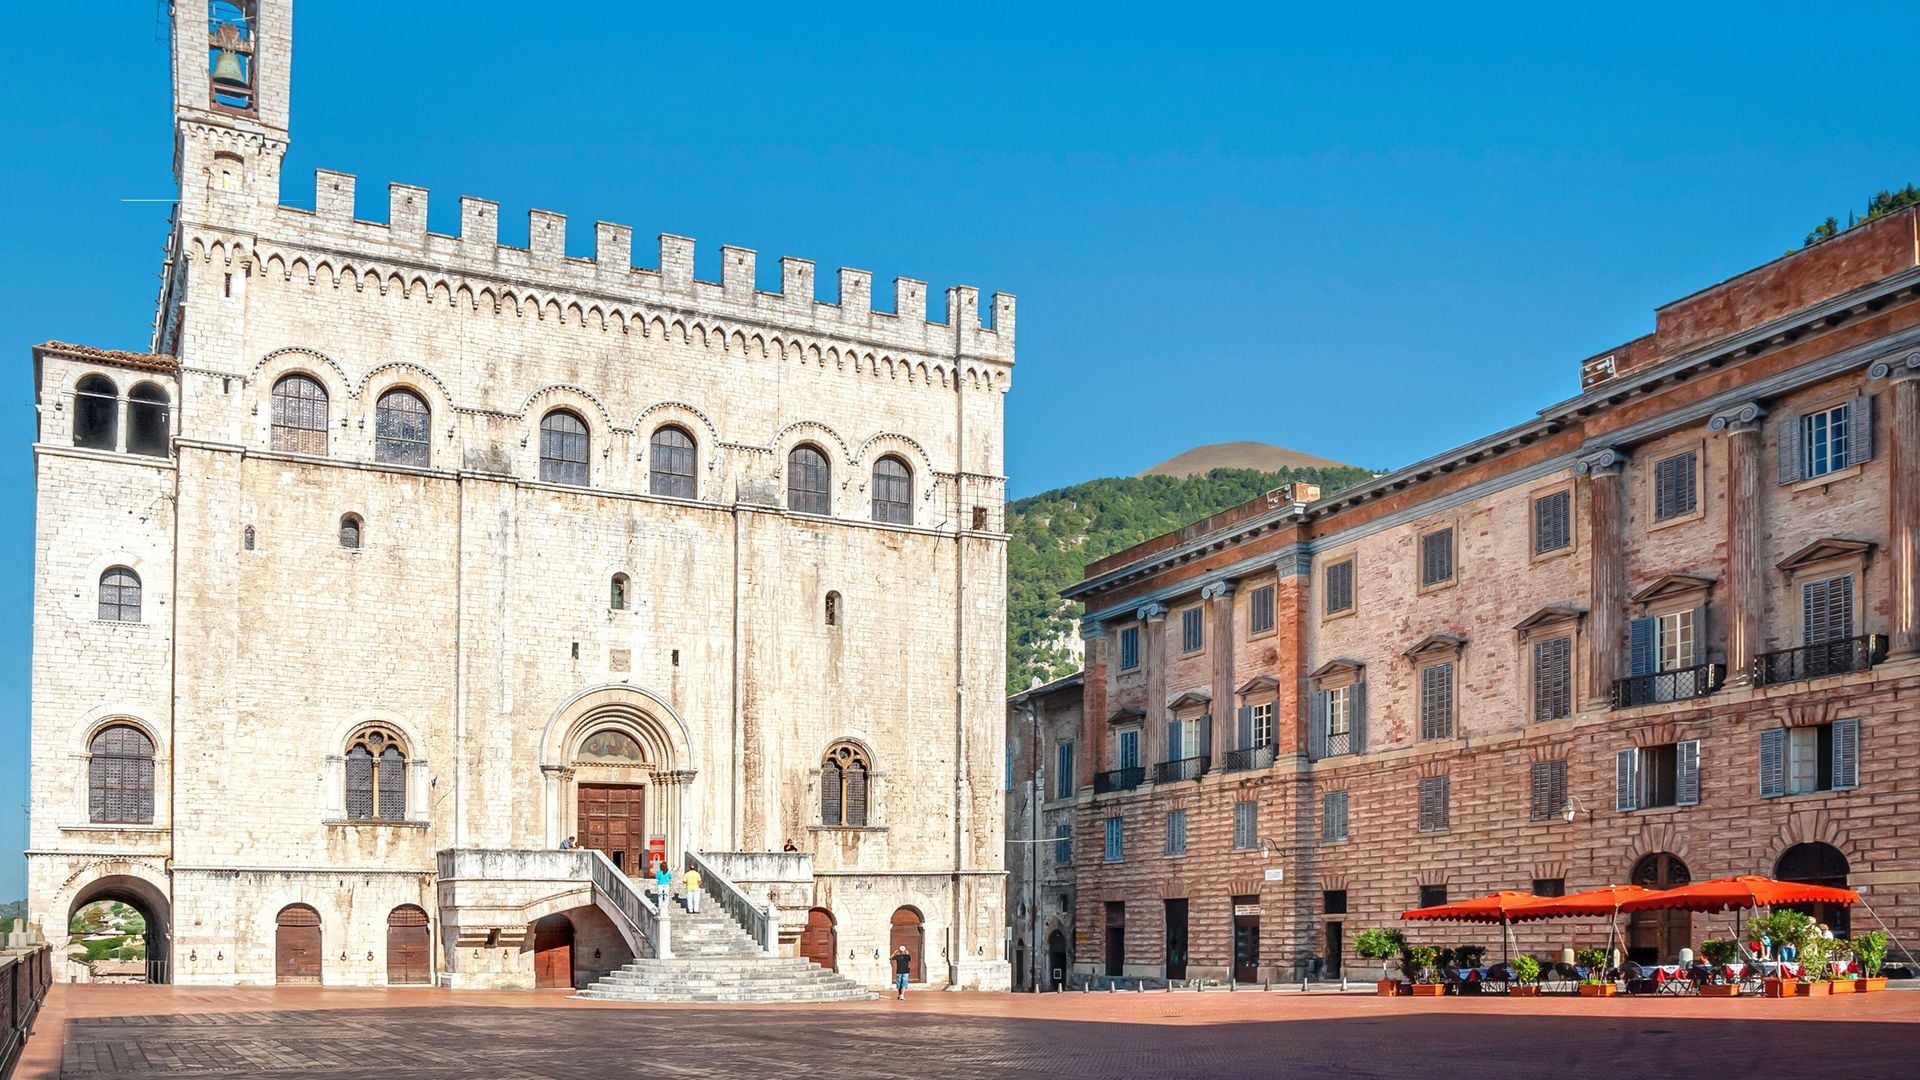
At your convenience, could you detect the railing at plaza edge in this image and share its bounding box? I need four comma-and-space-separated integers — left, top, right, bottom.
2, 944, 53, 1080
686, 850, 777, 955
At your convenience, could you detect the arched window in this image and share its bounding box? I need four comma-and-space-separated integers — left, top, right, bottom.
650, 426, 696, 499
98, 567, 141, 622
89, 725, 156, 824
243, 526, 255, 551
127, 383, 171, 458
872, 455, 912, 525
344, 728, 407, 821
374, 388, 430, 467
788, 444, 830, 515
339, 514, 362, 550
825, 590, 841, 627
610, 573, 630, 610
74, 375, 119, 451
539, 410, 589, 486
820, 742, 871, 827
271, 374, 329, 455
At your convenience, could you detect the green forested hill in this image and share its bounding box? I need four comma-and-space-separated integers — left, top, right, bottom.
1006, 465, 1375, 694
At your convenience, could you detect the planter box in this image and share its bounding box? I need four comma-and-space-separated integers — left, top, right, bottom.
1578, 983, 1618, 997
1375, 980, 1402, 996
1699, 984, 1741, 997
1859, 977, 1888, 993
1827, 979, 1855, 994
1763, 978, 1790, 998
1509, 985, 1541, 997
1409, 983, 1447, 997
1795, 981, 1830, 996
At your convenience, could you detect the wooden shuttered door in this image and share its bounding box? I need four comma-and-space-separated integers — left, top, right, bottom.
386, 906, 431, 985
275, 905, 323, 985
1802, 575, 1854, 646
1532, 636, 1572, 721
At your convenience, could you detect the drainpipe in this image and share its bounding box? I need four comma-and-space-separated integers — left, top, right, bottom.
950, 301, 969, 990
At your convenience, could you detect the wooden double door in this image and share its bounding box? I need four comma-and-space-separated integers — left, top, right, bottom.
275, 905, 322, 985
387, 906, 431, 985
533, 914, 573, 989
578, 784, 646, 874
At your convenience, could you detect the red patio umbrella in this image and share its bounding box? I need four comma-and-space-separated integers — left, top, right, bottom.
1524, 885, 1663, 968
1402, 891, 1561, 966
1615, 876, 1859, 915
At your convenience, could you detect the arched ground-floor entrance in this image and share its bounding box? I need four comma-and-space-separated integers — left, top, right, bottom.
387, 905, 432, 985
1776, 842, 1852, 937
275, 904, 323, 985
1627, 853, 1691, 964
533, 914, 573, 989
889, 907, 925, 982
801, 908, 837, 972
67, 873, 171, 984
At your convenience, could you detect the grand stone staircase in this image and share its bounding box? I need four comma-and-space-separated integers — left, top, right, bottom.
578, 894, 875, 1004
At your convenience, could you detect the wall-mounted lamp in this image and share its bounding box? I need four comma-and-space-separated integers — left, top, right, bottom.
1562, 795, 1588, 824
216, 951, 223, 961
339, 951, 347, 961
188, 950, 196, 962
366, 951, 374, 961
873, 948, 881, 960
593, 949, 602, 960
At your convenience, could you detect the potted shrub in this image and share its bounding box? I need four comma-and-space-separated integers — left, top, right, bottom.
1751, 909, 1815, 998
1826, 939, 1855, 993
1355, 928, 1406, 996
1509, 954, 1542, 997
1854, 931, 1889, 992
1795, 930, 1833, 995
1699, 939, 1741, 997
1575, 948, 1615, 997
1405, 946, 1446, 996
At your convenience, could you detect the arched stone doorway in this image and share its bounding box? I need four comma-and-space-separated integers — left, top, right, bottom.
800, 908, 837, 972
386, 905, 431, 986
541, 686, 698, 875
68, 873, 171, 984
275, 905, 323, 985
889, 907, 925, 983
1627, 853, 1690, 964
533, 914, 574, 989
1776, 843, 1851, 937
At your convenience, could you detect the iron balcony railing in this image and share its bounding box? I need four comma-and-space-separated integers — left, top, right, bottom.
1093, 767, 1145, 794
1222, 744, 1276, 772
1753, 635, 1886, 687
1152, 756, 1210, 784
1611, 662, 1725, 709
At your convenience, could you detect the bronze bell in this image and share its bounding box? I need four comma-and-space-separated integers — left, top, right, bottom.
211, 48, 248, 89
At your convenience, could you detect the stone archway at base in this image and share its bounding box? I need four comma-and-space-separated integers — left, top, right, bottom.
533, 914, 574, 989
67, 872, 172, 985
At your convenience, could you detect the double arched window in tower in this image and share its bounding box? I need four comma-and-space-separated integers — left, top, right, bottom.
344, 728, 408, 822
71, 375, 171, 458
820, 742, 872, 828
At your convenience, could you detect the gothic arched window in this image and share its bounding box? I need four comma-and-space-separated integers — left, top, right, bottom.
872, 455, 912, 525
788, 444, 830, 515
271, 374, 329, 455
89, 725, 156, 824
374, 388, 430, 467
345, 729, 407, 821
820, 742, 872, 828
650, 426, 697, 499
74, 375, 118, 451
539, 410, 589, 486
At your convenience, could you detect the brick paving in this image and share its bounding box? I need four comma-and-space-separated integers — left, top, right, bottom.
17, 984, 1920, 1079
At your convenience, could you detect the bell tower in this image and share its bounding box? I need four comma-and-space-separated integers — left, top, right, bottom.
170, 1, 292, 222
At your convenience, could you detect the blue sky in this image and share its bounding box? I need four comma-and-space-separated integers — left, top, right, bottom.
0, 2, 1913, 901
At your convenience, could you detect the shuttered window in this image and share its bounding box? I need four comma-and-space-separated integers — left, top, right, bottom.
1181, 607, 1203, 653
1055, 742, 1075, 800
1528, 759, 1568, 822
1325, 559, 1355, 615
1652, 451, 1698, 521
820, 742, 871, 827
1416, 776, 1449, 833
1801, 574, 1854, 645
1165, 809, 1188, 856
1233, 800, 1258, 850
1620, 740, 1699, 810
1533, 489, 1572, 554
1119, 627, 1140, 671
1054, 824, 1071, 865
1781, 396, 1874, 484
1250, 703, 1273, 749
1104, 817, 1123, 862
1764, 719, 1860, 796
1419, 663, 1454, 741
1420, 528, 1454, 587
1532, 636, 1573, 721
88, 725, 155, 824
1249, 584, 1275, 634
1321, 791, 1349, 841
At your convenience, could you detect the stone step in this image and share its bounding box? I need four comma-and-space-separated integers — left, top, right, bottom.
577, 987, 877, 1004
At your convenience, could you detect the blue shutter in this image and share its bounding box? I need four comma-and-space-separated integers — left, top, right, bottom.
1198, 714, 1212, 759
1849, 394, 1873, 464
1759, 728, 1786, 798
1629, 617, 1657, 677
1676, 739, 1700, 807
1352, 681, 1368, 754
1690, 604, 1709, 666
1168, 719, 1183, 762
1309, 689, 1329, 760
1236, 707, 1253, 750
1832, 719, 1859, 791
1615, 748, 1638, 811
1778, 413, 1801, 484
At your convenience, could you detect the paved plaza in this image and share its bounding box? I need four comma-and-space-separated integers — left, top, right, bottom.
16, 984, 1920, 1079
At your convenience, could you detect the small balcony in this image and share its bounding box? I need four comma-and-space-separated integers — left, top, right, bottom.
1093, 766, 1145, 794
1152, 755, 1210, 784
1611, 662, 1725, 709
1222, 744, 1276, 773
1753, 635, 1886, 688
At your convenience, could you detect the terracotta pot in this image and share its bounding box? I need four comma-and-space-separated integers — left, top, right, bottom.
1763, 978, 1790, 998
1795, 981, 1829, 996
1859, 977, 1888, 993
1828, 979, 1855, 994
1699, 984, 1740, 997
1409, 983, 1447, 997
1375, 980, 1401, 996
1509, 985, 1541, 997
1578, 983, 1617, 997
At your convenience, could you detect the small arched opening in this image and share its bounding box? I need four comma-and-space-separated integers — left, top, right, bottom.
800, 908, 837, 973
532, 913, 574, 989
1047, 928, 1069, 991
127, 383, 172, 458
73, 375, 119, 451
66, 874, 171, 984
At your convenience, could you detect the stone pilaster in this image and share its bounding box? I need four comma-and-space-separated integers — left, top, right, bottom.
1078, 621, 1108, 792
1575, 449, 1628, 705
1709, 402, 1768, 684
1201, 579, 1237, 763
1137, 603, 1169, 767
1870, 353, 1920, 660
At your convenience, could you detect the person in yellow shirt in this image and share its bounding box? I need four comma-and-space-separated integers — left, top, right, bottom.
683, 866, 704, 913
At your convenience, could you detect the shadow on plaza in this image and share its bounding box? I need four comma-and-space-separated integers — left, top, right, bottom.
49, 1001, 1920, 1079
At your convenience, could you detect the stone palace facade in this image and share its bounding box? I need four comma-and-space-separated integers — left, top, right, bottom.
28, 0, 1012, 992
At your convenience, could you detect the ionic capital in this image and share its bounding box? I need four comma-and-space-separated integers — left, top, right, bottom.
1573, 447, 1627, 477
1707, 401, 1768, 434
1136, 602, 1169, 622
1867, 351, 1920, 383
1199, 579, 1237, 601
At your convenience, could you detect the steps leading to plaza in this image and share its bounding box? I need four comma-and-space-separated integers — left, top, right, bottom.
577, 895, 877, 1003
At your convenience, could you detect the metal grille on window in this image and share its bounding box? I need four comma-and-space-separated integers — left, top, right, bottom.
787, 445, 831, 514
1419, 663, 1453, 740
1653, 451, 1697, 521
1181, 607, 1202, 652
374, 389, 430, 467
98, 567, 142, 622
650, 426, 697, 498
1417, 775, 1450, 832
270, 374, 329, 455
1234, 800, 1257, 850
339, 515, 361, 550
845, 759, 868, 826
377, 744, 406, 820
1249, 584, 1275, 634
1322, 790, 1348, 841
1533, 489, 1571, 554
820, 759, 842, 825
345, 745, 375, 820
1532, 636, 1572, 721
345, 730, 405, 821
1326, 559, 1355, 614
821, 743, 871, 827
1165, 809, 1187, 855
1420, 528, 1454, 586
539, 410, 589, 485
872, 456, 913, 524
88, 726, 155, 824
1529, 759, 1568, 822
